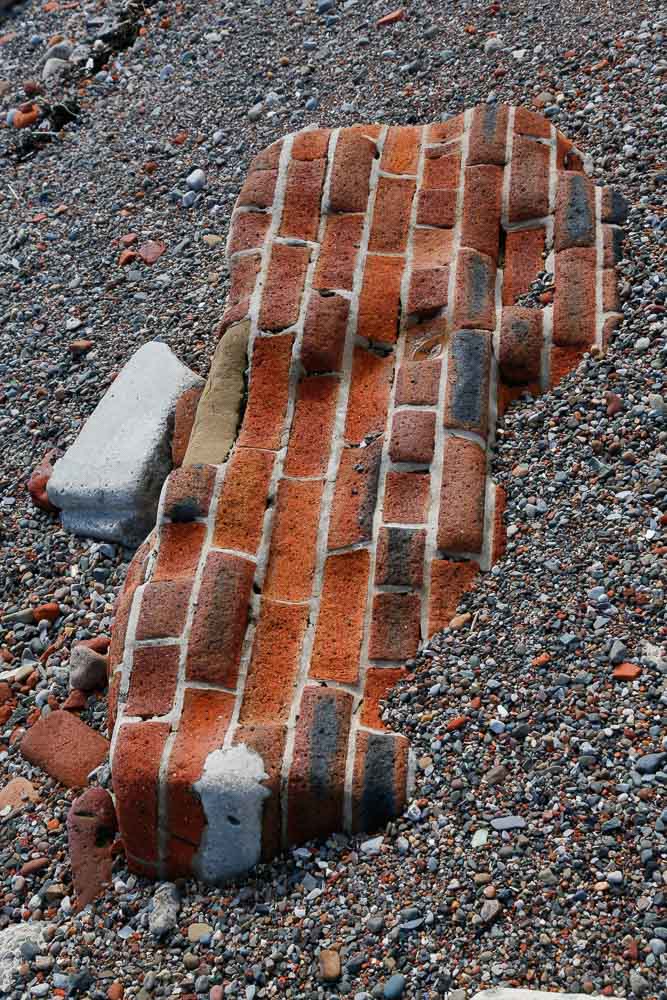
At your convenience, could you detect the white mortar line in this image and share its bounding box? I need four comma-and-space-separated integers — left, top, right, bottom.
594, 185, 604, 350
541, 304, 554, 391
108, 581, 149, 766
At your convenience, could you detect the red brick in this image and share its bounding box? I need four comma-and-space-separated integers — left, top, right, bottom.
344, 347, 394, 445
492, 484, 507, 563
498, 307, 543, 385
238, 335, 294, 450
549, 346, 586, 387
461, 164, 503, 259
292, 128, 330, 161
369, 593, 421, 661
220, 253, 261, 329
376, 526, 425, 587
602, 269, 620, 313
263, 479, 323, 601
555, 131, 585, 171
152, 522, 206, 582
125, 645, 179, 719
233, 723, 286, 860
422, 149, 460, 189
259, 244, 310, 332
404, 316, 448, 360
468, 103, 509, 166
395, 359, 441, 406
249, 141, 283, 171
280, 159, 326, 241
514, 107, 551, 139
301, 291, 350, 372
358, 255, 404, 345
413, 227, 454, 266
554, 171, 595, 251
109, 589, 134, 673
186, 552, 255, 687
172, 387, 202, 467
285, 375, 339, 477
351, 730, 409, 833
508, 135, 550, 223
497, 379, 542, 418
600, 186, 629, 225
164, 464, 216, 522
613, 662, 642, 681
602, 225, 624, 268
166, 689, 234, 874
135, 580, 192, 641
408, 228, 453, 315
328, 438, 383, 549
310, 549, 370, 684
428, 559, 479, 635
214, 447, 274, 554
21, 710, 110, 789
381, 126, 420, 174
240, 601, 309, 724
383, 471, 430, 524
553, 247, 596, 346
238, 170, 277, 209
377, 8, 404, 26
287, 687, 352, 844
452, 248, 497, 331
368, 177, 415, 253
502, 227, 545, 305
437, 436, 486, 553
444, 329, 491, 435
416, 187, 457, 228
389, 410, 435, 464
601, 314, 622, 349
361, 668, 406, 731
113, 722, 168, 864
329, 129, 378, 213
228, 212, 271, 255
427, 114, 465, 143
313, 214, 364, 291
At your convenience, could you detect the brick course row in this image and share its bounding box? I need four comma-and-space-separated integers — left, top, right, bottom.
110, 106, 626, 883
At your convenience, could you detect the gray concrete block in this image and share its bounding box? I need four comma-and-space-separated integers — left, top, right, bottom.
474, 990, 622, 1000
48, 343, 203, 547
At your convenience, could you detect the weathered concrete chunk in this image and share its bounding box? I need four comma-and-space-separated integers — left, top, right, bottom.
47, 342, 203, 546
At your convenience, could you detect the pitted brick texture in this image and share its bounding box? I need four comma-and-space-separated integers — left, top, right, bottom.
110, 107, 625, 882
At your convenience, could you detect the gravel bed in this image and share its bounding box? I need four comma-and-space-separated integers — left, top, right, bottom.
0, 0, 666, 997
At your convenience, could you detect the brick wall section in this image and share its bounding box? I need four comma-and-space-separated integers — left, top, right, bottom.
110, 107, 626, 883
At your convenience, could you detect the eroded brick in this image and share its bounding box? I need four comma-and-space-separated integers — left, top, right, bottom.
164, 464, 216, 522
233, 723, 286, 860
280, 159, 327, 241
444, 329, 491, 435
428, 558, 479, 634
502, 227, 545, 305
381, 125, 420, 174
601, 187, 629, 225
461, 164, 503, 259
452, 249, 496, 331
328, 438, 383, 549
292, 128, 330, 161
368, 177, 416, 253
376, 527, 425, 587
259, 244, 310, 332
214, 448, 274, 555
240, 601, 309, 724
249, 140, 282, 171
416, 187, 457, 228
238, 170, 277, 209
553, 247, 596, 346
549, 345, 586, 387
437, 436, 486, 553
228, 212, 271, 255
389, 410, 435, 464
313, 214, 364, 291
329, 130, 377, 213
554, 172, 595, 251
263, 479, 323, 601
602, 224, 624, 267
427, 114, 465, 143
395, 359, 441, 406
498, 307, 543, 385
369, 593, 421, 661
113, 721, 169, 865
361, 668, 406, 731
310, 549, 370, 685
602, 269, 620, 313
344, 348, 394, 445
351, 730, 409, 833
422, 148, 460, 189
383, 471, 430, 524
186, 552, 255, 687
135, 580, 191, 641
301, 291, 350, 372
285, 375, 339, 477
153, 522, 206, 582
125, 645, 179, 719
508, 135, 550, 223
468, 103, 509, 166
358, 255, 404, 345
514, 106, 551, 138
238, 335, 294, 450
221, 253, 261, 330
288, 687, 352, 843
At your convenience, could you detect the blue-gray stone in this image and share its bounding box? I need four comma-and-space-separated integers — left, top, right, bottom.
491, 815, 525, 832
383, 974, 406, 999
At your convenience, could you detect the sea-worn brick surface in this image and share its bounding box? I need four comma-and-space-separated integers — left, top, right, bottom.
109, 105, 626, 882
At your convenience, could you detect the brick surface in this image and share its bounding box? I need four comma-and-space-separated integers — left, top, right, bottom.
238, 335, 294, 450
288, 687, 352, 844
263, 479, 323, 601
302, 291, 350, 372
240, 601, 309, 724
358, 255, 404, 345
389, 410, 436, 464
109, 111, 626, 885
172, 387, 203, 467
186, 552, 255, 687
310, 549, 371, 684
214, 447, 274, 554
437, 436, 486, 553
328, 438, 384, 549
285, 375, 339, 477
259, 244, 310, 332
444, 329, 491, 435
21, 710, 109, 789
280, 158, 327, 242
498, 307, 543, 385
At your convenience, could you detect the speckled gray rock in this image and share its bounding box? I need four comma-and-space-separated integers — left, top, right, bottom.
0, 923, 45, 992
47, 343, 203, 546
